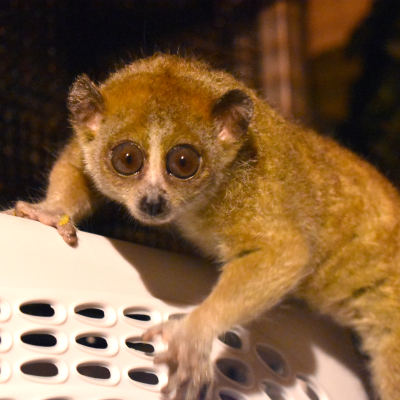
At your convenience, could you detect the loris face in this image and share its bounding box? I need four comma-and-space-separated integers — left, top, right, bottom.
107, 139, 203, 225
86, 110, 218, 226
68, 67, 254, 226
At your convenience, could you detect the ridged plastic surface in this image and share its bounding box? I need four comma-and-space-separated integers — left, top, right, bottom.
0, 213, 370, 400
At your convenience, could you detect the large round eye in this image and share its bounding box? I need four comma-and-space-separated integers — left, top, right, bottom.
111, 141, 144, 176
166, 145, 201, 179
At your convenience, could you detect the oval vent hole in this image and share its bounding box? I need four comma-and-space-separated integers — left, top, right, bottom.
124, 308, 152, 322
262, 382, 286, 400
220, 393, 241, 400
256, 345, 288, 377
298, 377, 320, 400
128, 369, 159, 385
216, 358, 250, 385
218, 331, 242, 349
168, 313, 186, 321
21, 333, 57, 347
45, 398, 75, 400
126, 339, 155, 354
20, 303, 55, 317
77, 363, 111, 380
76, 335, 108, 349
75, 307, 105, 319
20, 361, 58, 377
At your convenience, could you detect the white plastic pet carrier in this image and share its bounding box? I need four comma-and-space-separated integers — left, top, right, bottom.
0, 213, 370, 400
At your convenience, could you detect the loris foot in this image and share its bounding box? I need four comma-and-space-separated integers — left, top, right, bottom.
143, 319, 214, 400
12, 201, 77, 246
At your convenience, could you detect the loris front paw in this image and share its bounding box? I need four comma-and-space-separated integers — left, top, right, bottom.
143, 318, 214, 400
11, 201, 77, 246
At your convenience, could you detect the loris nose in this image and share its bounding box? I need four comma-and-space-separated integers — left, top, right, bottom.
140, 195, 166, 216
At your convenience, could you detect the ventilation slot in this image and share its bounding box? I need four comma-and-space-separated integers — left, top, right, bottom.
262, 381, 286, 400
43, 398, 76, 400
123, 307, 161, 327
128, 369, 159, 385
75, 307, 104, 319
216, 358, 250, 386
20, 303, 54, 317
21, 333, 57, 348
256, 345, 289, 377
76, 335, 108, 349
123, 307, 156, 323
220, 394, 238, 400
20, 361, 58, 377
77, 363, 111, 380
219, 390, 244, 400
297, 377, 320, 400
124, 311, 151, 321
128, 314, 150, 321
218, 331, 242, 349
168, 313, 186, 321
126, 338, 155, 355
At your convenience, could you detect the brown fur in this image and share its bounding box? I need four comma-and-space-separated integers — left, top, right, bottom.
9, 55, 400, 399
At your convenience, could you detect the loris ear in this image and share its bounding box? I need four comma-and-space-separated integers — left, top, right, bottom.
211, 89, 254, 143
68, 74, 104, 138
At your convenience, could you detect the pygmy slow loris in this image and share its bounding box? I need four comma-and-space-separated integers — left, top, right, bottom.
8, 55, 400, 400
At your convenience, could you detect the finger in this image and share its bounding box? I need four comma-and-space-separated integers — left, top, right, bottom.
2, 209, 16, 216
62, 229, 78, 246
15, 206, 36, 220
37, 214, 58, 226
176, 365, 190, 388
153, 352, 172, 365
164, 368, 190, 396
142, 324, 163, 341
57, 223, 78, 246
15, 202, 34, 218
202, 380, 215, 400
161, 372, 180, 394
186, 380, 204, 400
173, 382, 189, 400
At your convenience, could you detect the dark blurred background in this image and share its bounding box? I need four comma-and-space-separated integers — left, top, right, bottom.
1, 0, 399, 251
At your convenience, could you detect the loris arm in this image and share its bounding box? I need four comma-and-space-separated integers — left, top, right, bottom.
10, 139, 99, 245
143, 230, 310, 399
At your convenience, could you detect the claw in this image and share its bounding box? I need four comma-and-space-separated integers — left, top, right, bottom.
142, 324, 164, 341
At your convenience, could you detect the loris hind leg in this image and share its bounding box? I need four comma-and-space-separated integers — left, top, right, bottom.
370, 328, 400, 400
